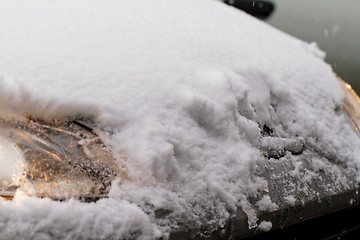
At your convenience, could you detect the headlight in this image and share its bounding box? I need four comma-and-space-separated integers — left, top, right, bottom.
0, 135, 25, 194
0, 117, 122, 201
340, 78, 360, 133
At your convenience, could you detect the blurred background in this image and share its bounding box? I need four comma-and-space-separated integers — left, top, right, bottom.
223, 0, 360, 93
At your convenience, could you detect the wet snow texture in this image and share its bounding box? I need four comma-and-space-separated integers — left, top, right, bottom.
1, 0, 360, 239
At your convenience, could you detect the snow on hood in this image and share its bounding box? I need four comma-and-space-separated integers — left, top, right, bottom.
1, 0, 360, 239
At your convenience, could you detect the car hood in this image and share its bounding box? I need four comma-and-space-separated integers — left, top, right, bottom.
1, 0, 360, 239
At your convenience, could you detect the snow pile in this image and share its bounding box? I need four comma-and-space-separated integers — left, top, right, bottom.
257, 221, 272, 232
1, 0, 360, 239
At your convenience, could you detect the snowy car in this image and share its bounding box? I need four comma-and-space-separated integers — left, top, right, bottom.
1, 0, 360, 239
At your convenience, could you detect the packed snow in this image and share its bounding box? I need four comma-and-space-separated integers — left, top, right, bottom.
1, 0, 360, 239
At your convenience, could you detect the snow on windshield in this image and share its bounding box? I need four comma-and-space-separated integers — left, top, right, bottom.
1, 0, 360, 239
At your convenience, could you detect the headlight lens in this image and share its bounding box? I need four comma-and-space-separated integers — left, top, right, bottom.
0, 117, 122, 200
340, 78, 360, 133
